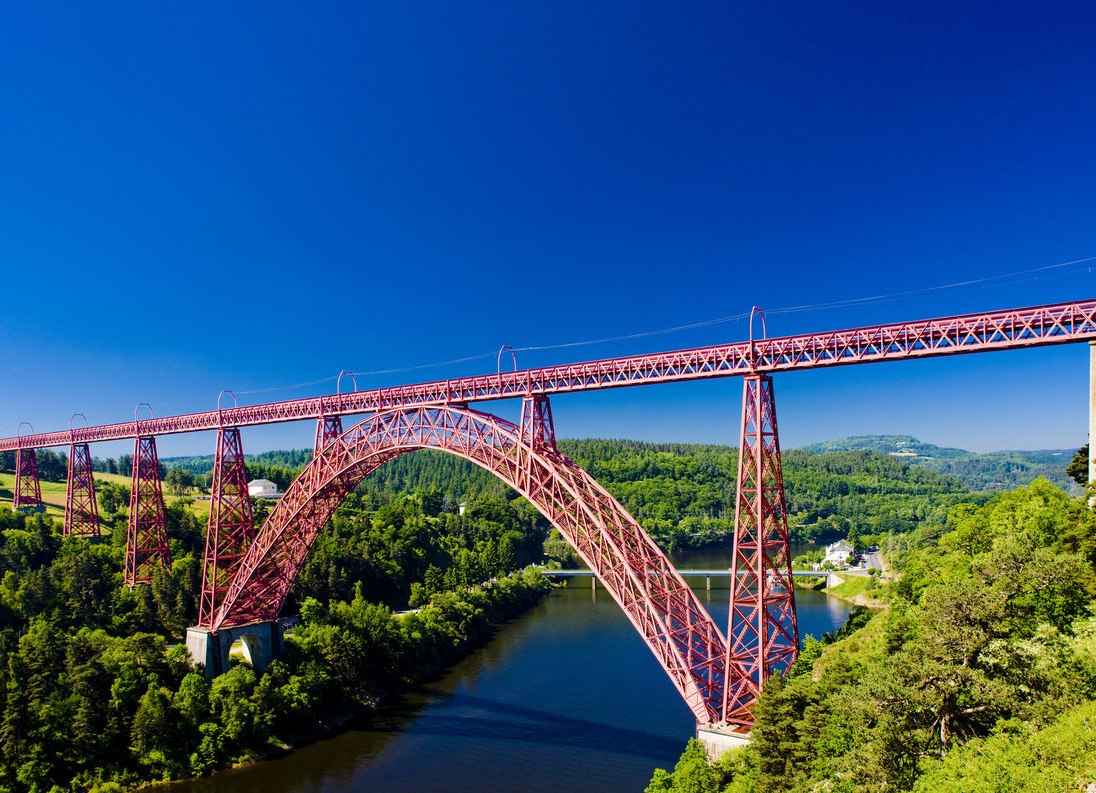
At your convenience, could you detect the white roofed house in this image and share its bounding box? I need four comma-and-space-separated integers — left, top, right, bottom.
247, 478, 280, 499
824, 539, 854, 566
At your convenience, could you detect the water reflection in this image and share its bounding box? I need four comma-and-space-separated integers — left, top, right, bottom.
171, 546, 849, 793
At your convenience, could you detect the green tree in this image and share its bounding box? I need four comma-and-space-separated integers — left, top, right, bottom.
1066, 443, 1088, 485
645, 739, 721, 793
846, 522, 862, 551
209, 665, 260, 745
98, 481, 130, 515
164, 467, 195, 496
132, 683, 185, 777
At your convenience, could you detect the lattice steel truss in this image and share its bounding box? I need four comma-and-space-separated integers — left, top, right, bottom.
313, 415, 343, 456
13, 448, 42, 511
212, 399, 730, 724
64, 442, 100, 537
722, 374, 798, 727
4, 299, 1094, 452
125, 436, 171, 585
198, 427, 255, 627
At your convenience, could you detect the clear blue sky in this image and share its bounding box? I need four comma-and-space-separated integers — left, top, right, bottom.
1, 2, 1095, 459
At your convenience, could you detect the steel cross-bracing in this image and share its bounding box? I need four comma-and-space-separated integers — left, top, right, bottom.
722, 375, 798, 726
3, 298, 1095, 452
64, 442, 101, 538
125, 436, 171, 585
313, 415, 343, 456
13, 448, 42, 511
211, 401, 730, 724
198, 427, 256, 627
5, 296, 1096, 729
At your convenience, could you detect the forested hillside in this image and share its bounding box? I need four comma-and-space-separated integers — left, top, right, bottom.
166, 439, 984, 548
0, 436, 1083, 791
800, 435, 1078, 493
0, 478, 550, 790
647, 479, 1096, 792
354, 440, 978, 547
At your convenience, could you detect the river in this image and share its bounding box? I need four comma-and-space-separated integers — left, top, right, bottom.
171, 544, 849, 793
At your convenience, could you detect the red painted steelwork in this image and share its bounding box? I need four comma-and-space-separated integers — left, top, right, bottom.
64, 443, 100, 537
212, 401, 729, 724
3, 299, 1094, 452
198, 428, 255, 627
13, 448, 43, 511
313, 415, 343, 456
125, 436, 171, 585
519, 395, 554, 493
722, 375, 798, 727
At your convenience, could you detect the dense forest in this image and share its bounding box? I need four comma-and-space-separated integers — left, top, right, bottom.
647, 478, 1096, 792
351, 439, 981, 548
2, 438, 1085, 791
156, 439, 979, 549
0, 476, 551, 791
801, 435, 1079, 493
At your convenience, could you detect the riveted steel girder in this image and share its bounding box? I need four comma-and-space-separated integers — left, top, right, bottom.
4, 299, 1094, 452
13, 448, 42, 511
722, 375, 798, 728
64, 442, 100, 537
125, 436, 171, 585
198, 427, 255, 627
212, 401, 730, 724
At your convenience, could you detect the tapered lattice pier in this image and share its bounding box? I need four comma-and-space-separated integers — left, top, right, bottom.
722, 374, 798, 727
65, 442, 100, 537
198, 427, 255, 627
13, 448, 42, 511
125, 436, 171, 585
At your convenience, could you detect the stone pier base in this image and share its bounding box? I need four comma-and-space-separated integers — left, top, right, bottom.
697, 724, 752, 759
185, 621, 283, 679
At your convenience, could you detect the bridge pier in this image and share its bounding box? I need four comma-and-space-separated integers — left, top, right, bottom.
696, 724, 752, 758
724, 373, 798, 726
125, 435, 171, 585
12, 447, 43, 512
65, 442, 100, 537
1089, 342, 1095, 504
199, 426, 255, 627
185, 621, 283, 679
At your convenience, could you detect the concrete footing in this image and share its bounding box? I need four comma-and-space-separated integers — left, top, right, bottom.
697, 725, 752, 759
185, 621, 283, 679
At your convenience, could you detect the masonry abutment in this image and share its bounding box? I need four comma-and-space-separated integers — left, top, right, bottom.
185, 621, 283, 680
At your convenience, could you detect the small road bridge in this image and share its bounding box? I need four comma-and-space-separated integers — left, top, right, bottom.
2, 299, 1094, 732
543, 568, 844, 593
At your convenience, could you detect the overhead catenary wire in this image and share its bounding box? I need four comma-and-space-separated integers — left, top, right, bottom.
357, 253, 1096, 372
161, 254, 1096, 402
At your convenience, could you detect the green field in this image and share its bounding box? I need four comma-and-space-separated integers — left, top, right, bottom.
0, 472, 211, 523
825, 573, 877, 600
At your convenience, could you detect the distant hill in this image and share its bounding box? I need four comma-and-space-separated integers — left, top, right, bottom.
162, 449, 311, 476
797, 435, 1079, 493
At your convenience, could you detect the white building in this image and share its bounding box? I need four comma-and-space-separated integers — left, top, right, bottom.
247, 479, 280, 499
824, 539, 854, 566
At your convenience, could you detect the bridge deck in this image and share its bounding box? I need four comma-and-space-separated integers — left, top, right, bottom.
2, 298, 1094, 451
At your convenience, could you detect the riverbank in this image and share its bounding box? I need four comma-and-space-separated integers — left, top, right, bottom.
156, 567, 554, 790
167, 582, 854, 793
822, 572, 887, 607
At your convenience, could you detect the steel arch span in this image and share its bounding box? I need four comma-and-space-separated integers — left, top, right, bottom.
212, 402, 731, 724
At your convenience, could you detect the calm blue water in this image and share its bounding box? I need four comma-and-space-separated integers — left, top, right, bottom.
171, 547, 849, 793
